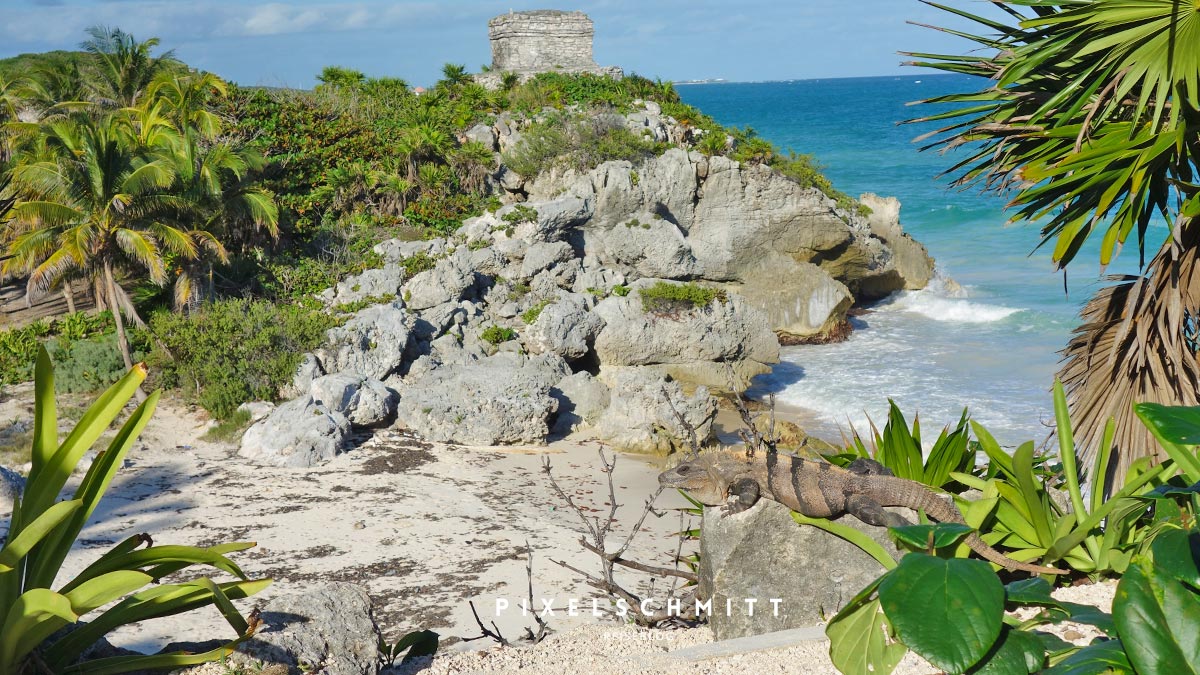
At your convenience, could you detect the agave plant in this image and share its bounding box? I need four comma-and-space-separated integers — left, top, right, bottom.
0, 348, 269, 674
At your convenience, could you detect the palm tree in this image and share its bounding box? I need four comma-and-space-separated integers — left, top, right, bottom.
148, 71, 226, 138
3, 113, 203, 367
439, 63, 472, 88
80, 25, 179, 108
166, 127, 277, 309
908, 1, 1200, 492
449, 140, 495, 194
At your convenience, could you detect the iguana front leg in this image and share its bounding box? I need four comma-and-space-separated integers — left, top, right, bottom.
845, 493, 912, 528
722, 478, 760, 515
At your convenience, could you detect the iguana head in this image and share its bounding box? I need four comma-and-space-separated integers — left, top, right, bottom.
657, 453, 750, 506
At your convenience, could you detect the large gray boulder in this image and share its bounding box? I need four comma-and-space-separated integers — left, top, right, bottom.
592, 281, 779, 391
594, 367, 717, 453
523, 293, 603, 360
550, 371, 611, 433
309, 373, 397, 428
584, 213, 698, 279
317, 303, 413, 381
321, 266, 405, 307
373, 237, 447, 262
402, 250, 476, 311
394, 352, 570, 445
732, 254, 854, 340
237, 583, 382, 675
520, 241, 575, 279
700, 500, 903, 640
239, 396, 353, 468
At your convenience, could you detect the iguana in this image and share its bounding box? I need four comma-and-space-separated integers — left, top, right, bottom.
658, 450, 1066, 575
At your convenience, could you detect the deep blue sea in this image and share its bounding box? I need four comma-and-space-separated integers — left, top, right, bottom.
679, 75, 1147, 446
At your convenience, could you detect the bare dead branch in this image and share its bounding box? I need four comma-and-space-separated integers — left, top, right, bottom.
462, 600, 511, 647
661, 385, 701, 458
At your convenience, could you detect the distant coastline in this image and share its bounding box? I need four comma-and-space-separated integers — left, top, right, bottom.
671, 72, 965, 87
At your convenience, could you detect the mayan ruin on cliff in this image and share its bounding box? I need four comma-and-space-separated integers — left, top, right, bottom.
480, 9, 622, 86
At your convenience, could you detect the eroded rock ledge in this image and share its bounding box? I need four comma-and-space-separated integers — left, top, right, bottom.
239, 103, 935, 463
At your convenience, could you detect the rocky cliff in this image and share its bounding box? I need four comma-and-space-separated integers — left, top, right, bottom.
239, 102, 935, 462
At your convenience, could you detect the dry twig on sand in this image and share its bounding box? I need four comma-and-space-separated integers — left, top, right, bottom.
543, 449, 698, 626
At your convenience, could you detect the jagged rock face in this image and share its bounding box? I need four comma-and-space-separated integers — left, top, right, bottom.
393, 352, 571, 445
524, 139, 935, 337
593, 366, 717, 453
309, 372, 397, 428
592, 280, 779, 391
732, 254, 853, 339
316, 303, 413, 381
550, 371, 610, 434
523, 292, 603, 360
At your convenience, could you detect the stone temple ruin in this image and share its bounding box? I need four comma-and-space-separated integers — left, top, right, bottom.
478, 10, 622, 87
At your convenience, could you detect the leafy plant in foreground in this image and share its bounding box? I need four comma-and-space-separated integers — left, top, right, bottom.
836, 403, 973, 490
0, 348, 270, 673
827, 522, 1200, 675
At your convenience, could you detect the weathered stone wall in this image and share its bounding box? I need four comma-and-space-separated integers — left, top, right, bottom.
485, 9, 621, 83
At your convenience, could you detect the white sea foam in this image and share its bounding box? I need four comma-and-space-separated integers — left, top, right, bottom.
886, 292, 1021, 323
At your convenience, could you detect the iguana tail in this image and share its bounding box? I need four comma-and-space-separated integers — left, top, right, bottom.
864, 475, 1067, 576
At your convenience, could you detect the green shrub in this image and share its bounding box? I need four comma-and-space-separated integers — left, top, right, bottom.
611, 284, 630, 297
398, 251, 439, 277
0, 350, 269, 674
45, 333, 143, 394
147, 299, 335, 420
503, 113, 662, 178
481, 325, 516, 345
521, 299, 553, 325
0, 312, 116, 386
638, 282, 727, 314
202, 408, 254, 444
502, 204, 539, 226
334, 294, 397, 314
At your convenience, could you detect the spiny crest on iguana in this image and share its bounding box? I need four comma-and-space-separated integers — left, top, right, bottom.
658, 449, 1066, 576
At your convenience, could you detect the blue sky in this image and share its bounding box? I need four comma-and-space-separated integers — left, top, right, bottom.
0, 0, 998, 87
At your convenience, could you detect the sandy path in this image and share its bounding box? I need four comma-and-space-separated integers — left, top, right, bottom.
20, 398, 694, 653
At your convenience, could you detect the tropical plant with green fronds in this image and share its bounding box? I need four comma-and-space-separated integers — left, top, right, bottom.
835, 403, 974, 491
79, 25, 180, 108
0, 348, 269, 674
907, 0, 1200, 492
3, 112, 209, 369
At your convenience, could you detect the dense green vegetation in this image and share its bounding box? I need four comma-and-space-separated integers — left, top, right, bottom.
0, 26, 861, 421
638, 281, 727, 314
819, 383, 1200, 674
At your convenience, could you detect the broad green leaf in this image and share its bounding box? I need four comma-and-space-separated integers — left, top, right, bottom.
0, 500, 81, 573
967, 626, 1044, 675
393, 629, 440, 665
65, 636, 251, 675
890, 523, 974, 552
20, 362, 146, 525
63, 571, 153, 616
879, 554, 1004, 673
827, 596, 905, 675
1003, 578, 1055, 606
793, 512, 897, 570
1113, 558, 1200, 675
26, 391, 161, 590
0, 588, 78, 672
30, 347, 57, 476
1147, 528, 1200, 590
1042, 639, 1132, 675
1134, 404, 1200, 483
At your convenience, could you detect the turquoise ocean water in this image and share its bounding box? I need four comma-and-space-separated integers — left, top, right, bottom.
678, 75, 1147, 446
